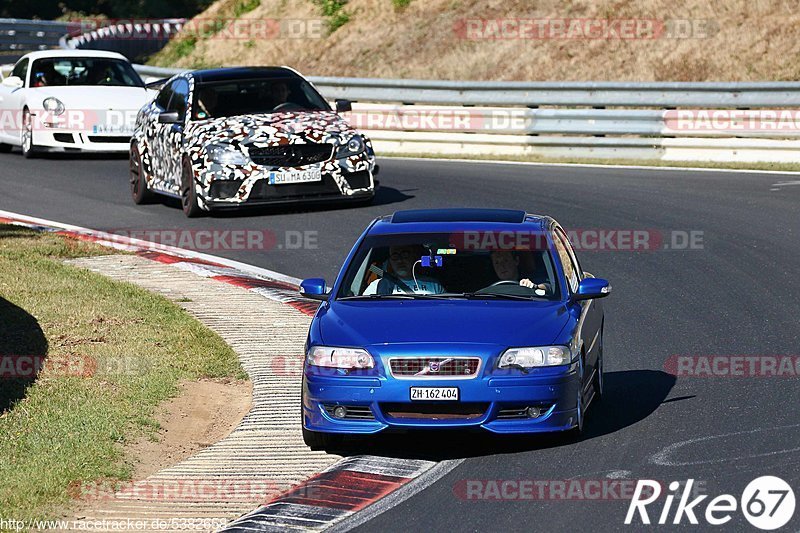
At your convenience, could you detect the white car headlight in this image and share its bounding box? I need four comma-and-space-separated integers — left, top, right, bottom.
498, 346, 572, 369
306, 346, 375, 369
336, 135, 365, 158
207, 143, 249, 166
43, 97, 65, 116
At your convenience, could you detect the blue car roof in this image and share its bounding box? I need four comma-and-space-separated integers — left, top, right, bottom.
369, 208, 549, 235
391, 208, 527, 224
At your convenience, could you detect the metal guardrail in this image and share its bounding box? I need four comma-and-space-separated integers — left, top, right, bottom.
3, 15, 800, 164
130, 64, 800, 162
134, 64, 800, 108
309, 79, 800, 108
0, 18, 70, 62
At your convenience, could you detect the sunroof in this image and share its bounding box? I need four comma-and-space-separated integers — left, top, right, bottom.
390, 209, 527, 224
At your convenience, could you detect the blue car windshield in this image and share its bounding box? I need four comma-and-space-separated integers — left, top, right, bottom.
337, 232, 562, 300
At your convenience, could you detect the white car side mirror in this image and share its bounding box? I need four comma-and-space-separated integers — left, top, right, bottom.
1, 76, 23, 89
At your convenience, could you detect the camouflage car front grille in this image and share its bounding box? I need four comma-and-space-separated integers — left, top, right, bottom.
248, 143, 334, 167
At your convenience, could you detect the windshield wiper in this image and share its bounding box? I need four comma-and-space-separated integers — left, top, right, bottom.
338, 293, 544, 301
338, 294, 436, 300
460, 292, 541, 301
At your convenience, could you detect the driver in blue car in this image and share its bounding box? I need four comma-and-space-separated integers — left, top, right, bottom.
490, 250, 550, 295
363, 245, 445, 295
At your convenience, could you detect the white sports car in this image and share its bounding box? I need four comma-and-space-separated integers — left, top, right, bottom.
0, 50, 153, 157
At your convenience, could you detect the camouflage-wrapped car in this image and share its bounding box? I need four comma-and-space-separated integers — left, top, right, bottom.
130, 67, 377, 217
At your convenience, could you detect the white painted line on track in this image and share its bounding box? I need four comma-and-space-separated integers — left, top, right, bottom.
0, 209, 302, 286
326, 458, 465, 533
383, 156, 800, 176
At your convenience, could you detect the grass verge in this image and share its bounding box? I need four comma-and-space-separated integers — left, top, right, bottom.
381, 152, 800, 173
0, 225, 246, 523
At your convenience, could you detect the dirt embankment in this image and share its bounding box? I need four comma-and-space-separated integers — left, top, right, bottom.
151, 0, 800, 81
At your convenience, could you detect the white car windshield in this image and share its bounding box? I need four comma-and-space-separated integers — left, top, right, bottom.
29, 58, 144, 88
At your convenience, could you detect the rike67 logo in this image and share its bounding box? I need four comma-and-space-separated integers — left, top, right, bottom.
626, 477, 795, 530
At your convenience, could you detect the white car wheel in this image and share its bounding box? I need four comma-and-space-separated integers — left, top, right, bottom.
21, 109, 38, 159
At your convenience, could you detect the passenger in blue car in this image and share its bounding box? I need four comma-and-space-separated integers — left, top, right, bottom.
363, 245, 445, 295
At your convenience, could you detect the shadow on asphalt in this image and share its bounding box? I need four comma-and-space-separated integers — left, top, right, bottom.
330, 370, 677, 460
27, 151, 128, 161
0, 294, 48, 413
148, 185, 416, 218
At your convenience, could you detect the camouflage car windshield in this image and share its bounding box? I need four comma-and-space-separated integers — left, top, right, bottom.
192, 78, 330, 120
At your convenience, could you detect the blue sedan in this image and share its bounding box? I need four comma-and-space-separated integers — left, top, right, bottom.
299, 208, 611, 448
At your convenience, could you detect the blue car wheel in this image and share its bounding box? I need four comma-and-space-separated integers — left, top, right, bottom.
593, 326, 604, 402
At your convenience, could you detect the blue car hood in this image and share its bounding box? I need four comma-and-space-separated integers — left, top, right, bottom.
318, 300, 571, 350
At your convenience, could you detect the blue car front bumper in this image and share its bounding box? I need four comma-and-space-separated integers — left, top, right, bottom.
302, 362, 581, 435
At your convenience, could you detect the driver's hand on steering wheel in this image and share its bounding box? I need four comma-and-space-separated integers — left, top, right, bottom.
521, 279, 550, 295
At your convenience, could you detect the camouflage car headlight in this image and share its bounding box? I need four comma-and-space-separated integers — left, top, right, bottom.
207, 143, 249, 166
336, 135, 365, 158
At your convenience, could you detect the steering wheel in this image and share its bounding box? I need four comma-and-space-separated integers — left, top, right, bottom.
485, 280, 522, 288
273, 102, 302, 112
477, 280, 550, 296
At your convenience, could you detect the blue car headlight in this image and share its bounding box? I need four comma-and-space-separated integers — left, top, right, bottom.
307, 346, 375, 369
207, 143, 249, 166
335, 135, 365, 158
499, 346, 571, 369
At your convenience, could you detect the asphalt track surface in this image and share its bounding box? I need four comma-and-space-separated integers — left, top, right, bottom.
1, 151, 799, 531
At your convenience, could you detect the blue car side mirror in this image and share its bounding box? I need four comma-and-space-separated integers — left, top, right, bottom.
572, 278, 611, 301
300, 278, 330, 301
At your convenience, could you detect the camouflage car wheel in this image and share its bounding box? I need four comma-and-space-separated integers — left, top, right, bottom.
181, 159, 203, 218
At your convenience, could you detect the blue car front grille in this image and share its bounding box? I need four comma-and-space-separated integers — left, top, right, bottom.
388, 357, 481, 379
379, 402, 489, 420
